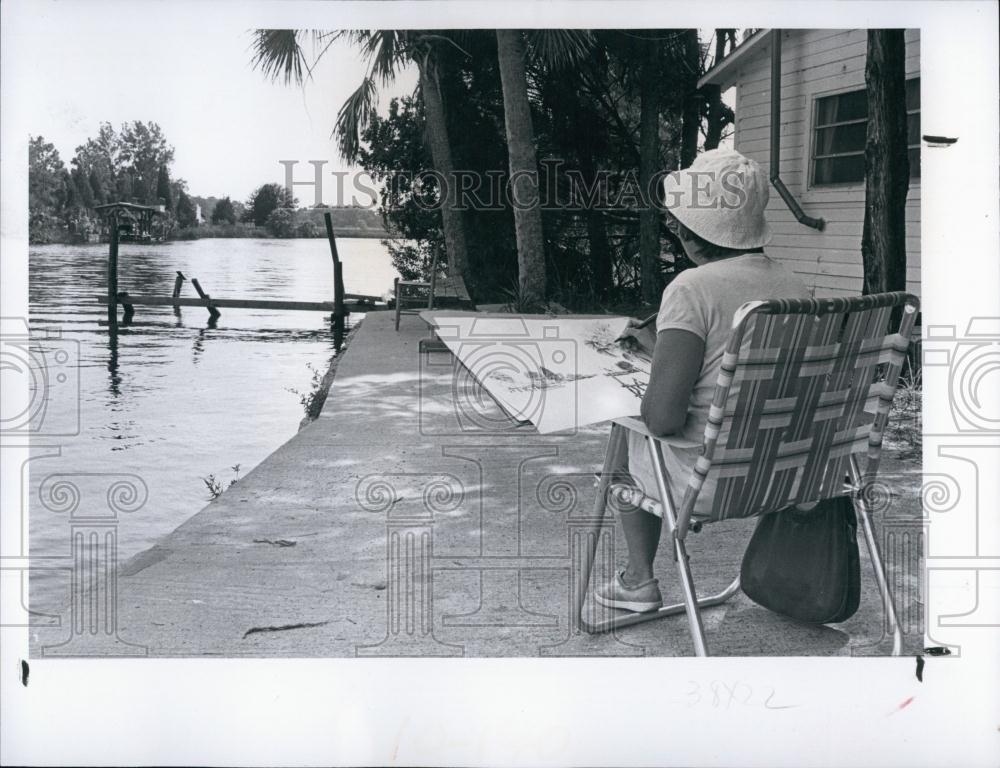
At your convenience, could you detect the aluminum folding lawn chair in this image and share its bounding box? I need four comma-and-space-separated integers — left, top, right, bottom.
580, 291, 920, 656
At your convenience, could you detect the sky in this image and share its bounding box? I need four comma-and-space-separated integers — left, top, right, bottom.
24, 3, 416, 202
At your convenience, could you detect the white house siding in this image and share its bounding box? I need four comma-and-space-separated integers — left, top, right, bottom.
731, 29, 921, 298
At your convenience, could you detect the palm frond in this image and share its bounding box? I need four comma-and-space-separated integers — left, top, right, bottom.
362, 30, 408, 85
334, 77, 378, 161
251, 29, 309, 85
415, 31, 474, 61
527, 30, 596, 70
303, 30, 344, 78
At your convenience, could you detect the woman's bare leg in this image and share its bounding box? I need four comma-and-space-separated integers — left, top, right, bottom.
609, 434, 662, 586
619, 508, 661, 584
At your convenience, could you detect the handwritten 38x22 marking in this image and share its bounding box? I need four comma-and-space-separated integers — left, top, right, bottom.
682, 680, 798, 710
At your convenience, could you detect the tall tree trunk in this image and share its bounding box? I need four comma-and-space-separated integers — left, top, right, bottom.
861, 30, 910, 295
565, 84, 612, 300
639, 36, 662, 305
419, 64, 469, 282
572, 110, 612, 298
586, 208, 613, 300
703, 29, 736, 151
496, 29, 546, 303
679, 29, 702, 168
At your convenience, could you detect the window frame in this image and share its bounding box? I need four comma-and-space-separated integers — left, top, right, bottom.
805, 76, 921, 194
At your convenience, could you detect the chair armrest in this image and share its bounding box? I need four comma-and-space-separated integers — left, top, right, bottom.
612, 416, 703, 450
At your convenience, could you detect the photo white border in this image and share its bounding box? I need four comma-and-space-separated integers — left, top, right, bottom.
2, 1, 998, 765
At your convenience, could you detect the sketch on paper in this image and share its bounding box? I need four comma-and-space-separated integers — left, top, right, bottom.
424, 314, 652, 433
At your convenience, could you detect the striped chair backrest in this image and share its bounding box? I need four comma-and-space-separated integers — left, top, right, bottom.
678, 291, 919, 523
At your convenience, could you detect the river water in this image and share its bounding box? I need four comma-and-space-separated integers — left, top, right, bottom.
25, 237, 398, 613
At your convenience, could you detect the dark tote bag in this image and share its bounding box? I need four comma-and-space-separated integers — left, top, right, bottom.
740, 496, 861, 624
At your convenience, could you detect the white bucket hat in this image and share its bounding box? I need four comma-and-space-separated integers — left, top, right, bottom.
662, 148, 772, 249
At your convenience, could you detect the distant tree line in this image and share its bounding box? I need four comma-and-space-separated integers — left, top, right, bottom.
28, 121, 217, 243
28, 123, 385, 243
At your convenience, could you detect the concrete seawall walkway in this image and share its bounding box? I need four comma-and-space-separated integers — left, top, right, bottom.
33, 311, 923, 657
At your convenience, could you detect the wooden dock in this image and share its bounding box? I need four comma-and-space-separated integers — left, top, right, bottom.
97, 208, 380, 347
94, 295, 382, 312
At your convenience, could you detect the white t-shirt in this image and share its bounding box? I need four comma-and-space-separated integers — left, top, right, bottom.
627, 252, 811, 519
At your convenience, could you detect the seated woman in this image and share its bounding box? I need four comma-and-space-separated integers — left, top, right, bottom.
596, 148, 812, 614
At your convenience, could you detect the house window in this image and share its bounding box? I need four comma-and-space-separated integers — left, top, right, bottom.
811, 78, 920, 186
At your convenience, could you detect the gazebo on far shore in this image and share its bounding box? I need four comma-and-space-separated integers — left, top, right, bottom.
94, 202, 168, 244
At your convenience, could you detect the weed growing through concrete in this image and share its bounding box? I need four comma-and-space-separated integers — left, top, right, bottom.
288, 321, 362, 424
288, 362, 327, 417
203, 464, 241, 500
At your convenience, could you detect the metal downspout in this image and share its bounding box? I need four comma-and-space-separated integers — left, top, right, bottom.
770, 30, 825, 231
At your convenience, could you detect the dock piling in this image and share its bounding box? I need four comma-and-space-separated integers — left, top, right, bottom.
172, 272, 186, 301
107, 218, 120, 332
324, 212, 346, 349
171, 271, 186, 316
191, 278, 221, 320
118, 291, 135, 323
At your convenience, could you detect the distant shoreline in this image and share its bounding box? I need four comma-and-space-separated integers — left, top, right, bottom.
30, 205, 391, 245
169, 228, 389, 242
30, 229, 391, 246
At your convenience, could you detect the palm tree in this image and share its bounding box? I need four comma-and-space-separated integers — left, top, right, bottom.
494, 30, 595, 305
415, 50, 469, 279
495, 30, 546, 304
251, 29, 469, 280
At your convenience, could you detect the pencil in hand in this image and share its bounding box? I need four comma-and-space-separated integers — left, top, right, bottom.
614, 313, 657, 343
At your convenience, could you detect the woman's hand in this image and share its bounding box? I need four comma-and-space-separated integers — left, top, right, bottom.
616, 317, 657, 356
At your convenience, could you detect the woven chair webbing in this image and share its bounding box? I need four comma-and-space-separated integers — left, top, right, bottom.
667, 292, 918, 525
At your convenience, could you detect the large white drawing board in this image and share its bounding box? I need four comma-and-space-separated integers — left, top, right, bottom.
422, 312, 651, 434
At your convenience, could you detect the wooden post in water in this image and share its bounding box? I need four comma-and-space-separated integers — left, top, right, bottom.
333, 261, 345, 349
107, 216, 120, 332
191, 278, 221, 320
118, 292, 135, 323
172, 271, 186, 316
172, 271, 186, 301
324, 212, 345, 349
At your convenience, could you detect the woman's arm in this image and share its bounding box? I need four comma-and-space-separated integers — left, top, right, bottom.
639, 328, 705, 437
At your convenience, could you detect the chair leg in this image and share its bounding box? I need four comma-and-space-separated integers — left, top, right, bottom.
672, 534, 709, 656
582, 576, 741, 635
647, 436, 711, 655
850, 458, 904, 656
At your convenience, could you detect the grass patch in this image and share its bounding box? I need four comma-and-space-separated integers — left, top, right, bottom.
886, 365, 922, 462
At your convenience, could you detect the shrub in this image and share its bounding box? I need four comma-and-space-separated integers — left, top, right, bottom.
265, 207, 296, 238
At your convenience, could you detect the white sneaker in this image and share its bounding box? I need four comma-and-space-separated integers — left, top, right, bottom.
595, 569, 663, 613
